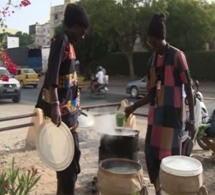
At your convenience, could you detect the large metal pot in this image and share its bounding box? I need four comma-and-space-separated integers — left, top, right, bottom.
99, 130, 139, 162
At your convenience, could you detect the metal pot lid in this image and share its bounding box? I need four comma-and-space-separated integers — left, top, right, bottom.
78, 112, 95, 128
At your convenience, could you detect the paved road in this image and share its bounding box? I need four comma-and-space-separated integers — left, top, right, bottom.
0, 83, 215, 116
19, 85, 128, 106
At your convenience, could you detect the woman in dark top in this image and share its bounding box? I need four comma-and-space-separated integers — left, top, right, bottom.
36, 4, 89, 195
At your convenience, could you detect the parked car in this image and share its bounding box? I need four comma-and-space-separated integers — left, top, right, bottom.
126, 76, 147, 98
0, 67, 21, 103
15, 68, 39, 88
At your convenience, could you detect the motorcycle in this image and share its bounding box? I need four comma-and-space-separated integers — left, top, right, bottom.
195, 81, 209, 123
88, 74, 109, 98
185, 80, 213, 150
181, 80, 211, 153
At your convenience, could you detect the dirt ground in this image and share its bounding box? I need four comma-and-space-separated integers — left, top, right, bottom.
0, 117, 215, 195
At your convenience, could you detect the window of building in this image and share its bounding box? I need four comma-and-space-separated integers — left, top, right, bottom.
54, 14, 58, 20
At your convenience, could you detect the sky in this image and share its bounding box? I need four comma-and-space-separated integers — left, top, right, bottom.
0, 0, 64, 33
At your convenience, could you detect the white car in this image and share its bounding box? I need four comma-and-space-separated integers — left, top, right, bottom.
0, 67, 21, 103
126, 76, 147, 98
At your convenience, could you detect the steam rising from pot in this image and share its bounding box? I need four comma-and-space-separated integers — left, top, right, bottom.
94, 114, 136, 136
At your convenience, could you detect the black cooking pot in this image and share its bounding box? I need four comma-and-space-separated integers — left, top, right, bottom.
99, 130, 139, 162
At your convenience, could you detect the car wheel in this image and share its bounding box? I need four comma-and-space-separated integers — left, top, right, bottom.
12, 94, 21, 103
33, 84, 38, 88
20, 80, 24, 88
130, 86, 139, 98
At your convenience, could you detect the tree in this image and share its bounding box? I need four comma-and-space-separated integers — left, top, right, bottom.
0, 31, 33, 48
14, 31, 33, 46
166, 0, 213, 51
201, 0, 215, 49
0, 32, 10, 48
79, 0, 140, 78
54, 23, 63, 35
60, 0, 215, 77
138, 0, 215, 51
54, 23, 110, 74
75, 31, 110, 74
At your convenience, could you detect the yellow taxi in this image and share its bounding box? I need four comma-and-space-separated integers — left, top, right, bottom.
15, 68, 39, 88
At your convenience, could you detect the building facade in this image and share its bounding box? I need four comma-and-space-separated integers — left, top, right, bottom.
49, 0, 78, 37
29, 22, 50, 47
50, 4, 64, 38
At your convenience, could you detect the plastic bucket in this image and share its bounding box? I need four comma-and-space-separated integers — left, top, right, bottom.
159, 155, 203, 195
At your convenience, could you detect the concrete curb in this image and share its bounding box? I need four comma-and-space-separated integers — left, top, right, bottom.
204, 97, 215, 101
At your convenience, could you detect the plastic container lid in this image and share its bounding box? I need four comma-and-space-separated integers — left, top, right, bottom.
160, 155, 203, 177
36, 120, 74, 171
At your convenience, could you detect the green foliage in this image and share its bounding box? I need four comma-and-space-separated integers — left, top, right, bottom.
54, 23, 110, 71
0, 33, 7, 48
166, 0, 213, 51
75, 32, 109, 64
197, 123, 210, 139
138, 0, 214, 51
0, 31, 33, 48
50, 0, 215, 78
79, 0, 141, 77
185, 51, 215, 80
92, 51, 215, 81
0, 158, 41, 195
14, 31, 34, 46
54, 23, 63, 35
77, 0, 215, 77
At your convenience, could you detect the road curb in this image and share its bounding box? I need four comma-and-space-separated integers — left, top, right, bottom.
204, 97, 215, 101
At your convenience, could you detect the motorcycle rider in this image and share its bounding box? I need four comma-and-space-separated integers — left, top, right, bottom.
91, 66, 104, 93
102, 67, 106, 75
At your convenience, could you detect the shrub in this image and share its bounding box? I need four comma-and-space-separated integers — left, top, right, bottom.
0, 158, 41, 195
